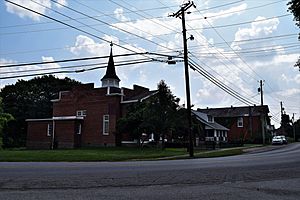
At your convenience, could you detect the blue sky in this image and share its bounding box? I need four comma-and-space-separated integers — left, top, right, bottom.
0, 0, 299, 128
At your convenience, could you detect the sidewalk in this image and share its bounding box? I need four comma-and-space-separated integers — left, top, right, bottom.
242, 145, 286, 154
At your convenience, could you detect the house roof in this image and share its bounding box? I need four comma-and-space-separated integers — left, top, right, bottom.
101, 47, 120, 81
197, 105, 269, 117
192, 110, 229, 131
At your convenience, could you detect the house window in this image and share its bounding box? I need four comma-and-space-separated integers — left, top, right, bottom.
103, 115, 109, 135
76, 124, 82, 135
237, 117, 243, 127
47, 123, 53, 136
207, 115, 213, 123
76, 110, 87, 117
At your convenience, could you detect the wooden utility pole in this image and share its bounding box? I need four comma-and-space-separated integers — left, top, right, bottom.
170, 1, 195, 157
292, 113, 296, 141
259, 80, 265, 145
260, 80, 264, 106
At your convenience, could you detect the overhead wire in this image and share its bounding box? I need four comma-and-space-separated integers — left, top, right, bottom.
157, 0, 263, 99
70, 0, 180, 52
0, 58, 158, 80
203, 0, 287, 19
0, 58, 152, 75
47, 0, 176, 52
189, 60, 258, 105
4, 0, 142, 54
197, 8, 264, 81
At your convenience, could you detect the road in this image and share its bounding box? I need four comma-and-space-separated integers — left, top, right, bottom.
1, 143, 300, 200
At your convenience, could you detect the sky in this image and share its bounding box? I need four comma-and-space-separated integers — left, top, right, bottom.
0, 0, 299, 128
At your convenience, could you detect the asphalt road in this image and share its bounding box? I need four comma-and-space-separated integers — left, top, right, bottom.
1, 143, 300, 200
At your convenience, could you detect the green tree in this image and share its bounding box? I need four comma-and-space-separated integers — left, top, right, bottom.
117, 80, 184, 148
0, 98, 14, 148
287, 0, 300, 69
0, 75, 80, 148
294, 119, 300, 141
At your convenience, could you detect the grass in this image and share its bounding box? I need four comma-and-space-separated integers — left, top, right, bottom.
0, 147, 189, 162
0, 144, 257, 162
194, 148, 243, 158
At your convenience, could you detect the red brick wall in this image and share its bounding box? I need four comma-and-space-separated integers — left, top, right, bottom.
55, 120, 76, 148
227, 116, 262, 141
53, 85, 121, 147
27, 83, 153, 148
27, 121, 52, 149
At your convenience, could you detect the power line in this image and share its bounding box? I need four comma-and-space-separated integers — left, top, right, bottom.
189, 60, 258, 105
198, 9, 265, 82
203, 0, 287, 19
187, 14, 292, 30
48, 0, 175, 52
4, 0, 144, 54
0, 53, 144, 68
0, 51, 182, 69
71, 0, 180, 51
0, 58, 152, 75
0, 13, 292, 38
0, 5, 176, 29
0, 59, 156, 80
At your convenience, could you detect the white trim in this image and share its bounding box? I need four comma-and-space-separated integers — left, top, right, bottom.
121, 91, 158, 104
140, 91, 158, 102
26, 118, 53, 122
103, 115, 109, 135
237, 116, 244, 127
121, 99, 139, 104
76, 124, 82, 135
47, 123, 53, 137
26, 116, 84, 122
76, 110, 87, 117
51, 91, 69, 102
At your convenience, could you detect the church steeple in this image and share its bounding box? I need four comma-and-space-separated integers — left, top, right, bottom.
101, 43, 120, 88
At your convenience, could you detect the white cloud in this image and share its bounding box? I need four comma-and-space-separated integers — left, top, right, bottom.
295, 74, 300, 84
70, 35, 108, 56
204, 3, 248, 21
70, 34, 146, 58
114, 8, 130, 22
41, 56, 66, 79
231, 16, 279, 50
69, 34, 150, 87
112, 17, 180, 41
5, 0, 67, 21
54, 0, 67, 8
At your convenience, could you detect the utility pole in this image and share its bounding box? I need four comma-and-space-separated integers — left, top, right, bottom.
292, 113, 296, 141
280, 101, 284, 116
259, 80, 264, 106
170, 1, 195, 157
258, 80, 265, 145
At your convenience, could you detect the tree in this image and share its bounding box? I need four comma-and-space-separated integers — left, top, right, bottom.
0, 75, 80, 148
117, 80, 184, 148
0, 97, 14, 148
294, 119, 300, 141
287, 0, 300, 70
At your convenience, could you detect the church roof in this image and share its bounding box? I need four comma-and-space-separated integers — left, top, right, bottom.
101, 47, 120, 81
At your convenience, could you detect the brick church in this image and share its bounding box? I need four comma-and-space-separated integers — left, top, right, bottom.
26, 47, 157, 149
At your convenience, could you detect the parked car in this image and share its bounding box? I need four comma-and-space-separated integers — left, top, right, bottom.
279, 135, 288, 144
272, 136, 284, 145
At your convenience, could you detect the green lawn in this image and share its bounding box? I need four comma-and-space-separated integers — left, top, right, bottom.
0, 147, 189, 162
0, 146, 248, 162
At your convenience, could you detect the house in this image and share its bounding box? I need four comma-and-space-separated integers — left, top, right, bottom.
197, 105, 271, 143
192, 110, 229, 144
26, 47, 157, 149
